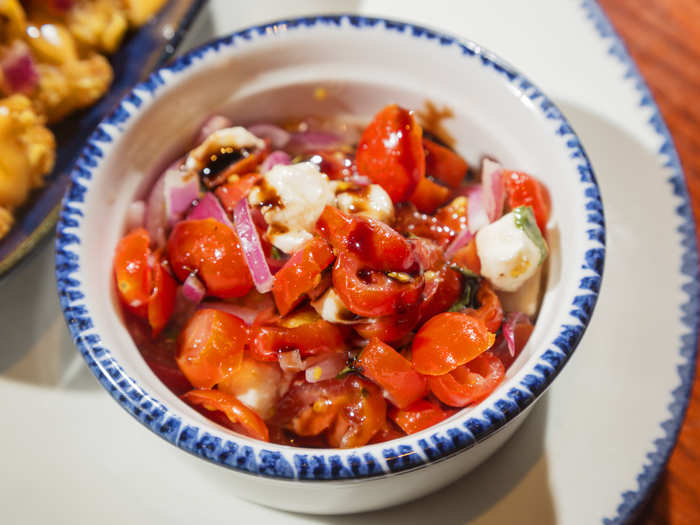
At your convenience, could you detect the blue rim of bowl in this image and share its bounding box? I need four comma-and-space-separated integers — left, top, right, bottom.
55, 15, 605, 482
580, 1, 700, 524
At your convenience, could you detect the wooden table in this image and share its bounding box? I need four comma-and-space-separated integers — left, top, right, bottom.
598, 1, 700, 523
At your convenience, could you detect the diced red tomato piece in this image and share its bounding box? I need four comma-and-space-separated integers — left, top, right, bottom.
435, 196, 469, 238
175, 308, 247, 389
423, 138, 468, 189
250, 318, 345, 362
412, 312, 495, 375
354, 308, 419, 344
332, 252, 424, 318
451, 238, 481, 273
167, 218, 253, 298
390, 398, 449, 434
147, 258, 177, 336
356, 338, 427, 409
504, 171, 550, 232
182, 389, 270, 442
356, 104, 425, 202
274, 375, 386, 448
272, 237, 335, 316
418, 266, 462, 325
316, 205, 415, 272
428, 351, 505, 407
308, 151, 355, 180
214, 173, 261, 214
410, 176, 450, 214
114, 227, 152, 316
409, 236, 445, 272
463, 282, 503, 332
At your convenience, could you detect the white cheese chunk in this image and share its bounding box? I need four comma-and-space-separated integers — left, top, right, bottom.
498, 264, 544, 317
334, 183, 394, 223
476, 211, 543, 292
311, 288, 358, 324
248, 162, 335, 253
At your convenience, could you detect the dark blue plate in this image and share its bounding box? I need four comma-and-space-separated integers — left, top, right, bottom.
0, 0, 206, 280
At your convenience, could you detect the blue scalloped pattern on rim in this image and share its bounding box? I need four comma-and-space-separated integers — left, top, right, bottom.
579, 1, 700, 523
55, 15, 605, 481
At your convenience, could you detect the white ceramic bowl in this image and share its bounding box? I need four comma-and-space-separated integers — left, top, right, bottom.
56, 16, 605, 515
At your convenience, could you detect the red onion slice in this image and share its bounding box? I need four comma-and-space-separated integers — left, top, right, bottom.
247, 124, 291, 149
187, 192, 233, 228
304, 352, 347, 383
481, 158, 505, 223
503, 312, 532, 357
279, 350, 304, 373
445, 227, 475, 260
182, 273, 206, 304
260, 150, 291, 173
288, 130, 342, 153
1, 41, 39, 94
234, 198, 274, 293
466, 186, 490, 234
164, 168, 199, 224
145, 158, 192, 248
196, 115, 232, 144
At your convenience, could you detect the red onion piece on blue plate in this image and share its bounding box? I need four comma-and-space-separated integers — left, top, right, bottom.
187, 192, 233, 228
234, 198, 274, 293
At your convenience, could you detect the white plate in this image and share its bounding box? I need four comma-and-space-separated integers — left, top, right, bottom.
0, 1, 696, 524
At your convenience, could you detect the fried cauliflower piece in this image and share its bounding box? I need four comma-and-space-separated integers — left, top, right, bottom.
66, 0, 129, 54
0, 206, 13, 238
0, 0, 27, 41
0, 95, 55, 221
122, 0, 167, 26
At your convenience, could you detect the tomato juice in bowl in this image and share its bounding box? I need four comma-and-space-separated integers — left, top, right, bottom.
56, 16, 604, 514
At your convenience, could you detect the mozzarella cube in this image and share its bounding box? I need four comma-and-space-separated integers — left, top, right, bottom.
248, 162, 335, 253
476, 211, 544, 292
334, 183, 394, 223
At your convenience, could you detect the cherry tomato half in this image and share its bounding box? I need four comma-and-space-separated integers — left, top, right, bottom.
316, 205, 415, 272
147, 258, 177, 337
167, 218, 253, 299
412, 312, 495, 375
274, 375, 387, 448
409, 176, 450, 214
250, 318, 345, 362
182, 389, 270, 442
272, 237, 335, 316
113, 227, 152, 316
418, 266, 462, 326
356, 104, 425, 202
354, 308, 419, 344
332, 252, 424, 318
390, 398, 449, 434
175, 308, 247, 389
462, 282, 503, 333
423, 138, 468, 189
356, 338, 427, 409
428, 351, 505, 407
504, 171, 550, 233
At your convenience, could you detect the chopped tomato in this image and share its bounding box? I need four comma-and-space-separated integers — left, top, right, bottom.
316, 205, 415, 272
412, 312, 495, 375
272, 237, 335, 316
214, 173, 261, 213
167, 218, 253, 298
147, 258, 177, 336
356, 338, 427, 409
428, 351, 505, 407
463, 282, 503, 332
182, 389, 270, 442
368, 421, 406, 443
274, 375, 386, 448
250, 318, 345, 362
435, 196, 469, 239
504, 171, 550, 232
410, 177, 450, 214
354, 308, 419, 343
332, 252, 424, 318
394, 203, 454, 248
423, 138, 468, 189
175, 308, 247, 389
418, 267, 462, 325
451, 238, 481, 273
356, 104, 425, 202
114, 227, 152, 316
390, 398, 449, 434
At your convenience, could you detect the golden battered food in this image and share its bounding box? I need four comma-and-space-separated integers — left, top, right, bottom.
0, 0, 166, 239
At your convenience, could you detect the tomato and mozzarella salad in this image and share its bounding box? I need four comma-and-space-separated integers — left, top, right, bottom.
113, 104, 551, 448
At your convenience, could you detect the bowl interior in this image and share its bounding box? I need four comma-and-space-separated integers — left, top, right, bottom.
72, 22, 590, 451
